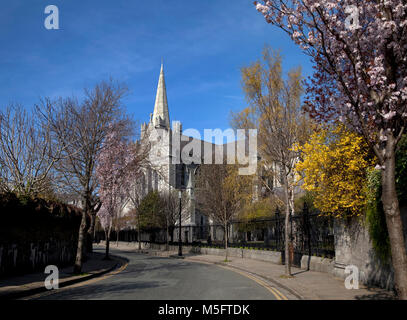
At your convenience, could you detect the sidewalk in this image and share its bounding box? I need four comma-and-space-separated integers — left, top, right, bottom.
0, 252, 122, 299
184, 254, 396, 300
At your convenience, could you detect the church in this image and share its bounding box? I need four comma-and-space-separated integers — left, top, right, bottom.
125, 63, 295, 243
132, 63, 218, 243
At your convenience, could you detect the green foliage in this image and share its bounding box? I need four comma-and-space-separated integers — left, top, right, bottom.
364, 136, 407, 264
138, 191, 165, 231
365, 169, 391, 264
294, 191, 316, 212
237, 198, 279, 232
396, 134, 407, 205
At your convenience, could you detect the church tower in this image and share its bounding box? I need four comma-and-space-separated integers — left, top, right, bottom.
152, 64, 170, 129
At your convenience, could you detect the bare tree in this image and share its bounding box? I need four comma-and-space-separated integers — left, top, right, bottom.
0, 104, 62, 197
196, 163, 252, 261
161, 189, 190, 250
38, 79, 131, 273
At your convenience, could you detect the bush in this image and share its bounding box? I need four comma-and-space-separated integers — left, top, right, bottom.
396, 134, 407, 205
366, 169, 391, 264
0, 192, 82, 244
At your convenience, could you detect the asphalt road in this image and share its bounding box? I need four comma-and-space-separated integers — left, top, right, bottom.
32, 248, 282, 300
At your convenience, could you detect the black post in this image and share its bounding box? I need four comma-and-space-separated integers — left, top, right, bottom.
303, 202, 311, 270
303, 203, 311, 256
178, 190, 182, 256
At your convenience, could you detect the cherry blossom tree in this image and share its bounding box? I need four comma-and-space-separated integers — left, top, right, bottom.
96, 126, 130, 259
254, 0, 407, 298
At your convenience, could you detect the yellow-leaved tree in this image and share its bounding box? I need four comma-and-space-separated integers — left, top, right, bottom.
230, 46, 313, 275
295, 124, 374, 217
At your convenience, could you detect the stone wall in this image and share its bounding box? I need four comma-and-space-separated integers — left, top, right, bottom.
125, 241, 283, 264
300, 255, 335, 274
190, 247, 282, 264
0, 195, 82, 278
0, 240, 77, 277
332, 206, 407, 290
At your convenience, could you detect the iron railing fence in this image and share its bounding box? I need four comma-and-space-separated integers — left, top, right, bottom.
95, 206, 335, 260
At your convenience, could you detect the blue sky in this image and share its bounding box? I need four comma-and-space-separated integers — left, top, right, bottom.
0, 0, 312, 137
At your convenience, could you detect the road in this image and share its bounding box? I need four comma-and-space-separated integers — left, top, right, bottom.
32, 248, 287, 300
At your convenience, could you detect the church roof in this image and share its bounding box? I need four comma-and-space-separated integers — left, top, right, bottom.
152, 64, 170, 129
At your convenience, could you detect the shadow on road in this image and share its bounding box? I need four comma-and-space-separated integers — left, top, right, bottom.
36, 281, 165, 300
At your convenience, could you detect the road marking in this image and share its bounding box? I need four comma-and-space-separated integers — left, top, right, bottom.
217, 264, 288, 300
185, 259, 289, 300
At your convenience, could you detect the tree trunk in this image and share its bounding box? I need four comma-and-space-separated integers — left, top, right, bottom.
282, 170, 292, 276
381, 139, 407, 299
73, 210, 87, 274
225, 221, 228, 261
105, 227, 111, 260
138, 215, 141, 250
86, 213, 96, 254
87, 201, 101, 253
166, 221, 169, 251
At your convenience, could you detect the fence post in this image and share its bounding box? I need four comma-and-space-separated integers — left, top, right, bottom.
275, 208, 280, 251
303, 202, 311, 262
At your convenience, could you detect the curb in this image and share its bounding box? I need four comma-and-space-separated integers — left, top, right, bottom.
0, 254, 128, 300
185, 256, 304, 300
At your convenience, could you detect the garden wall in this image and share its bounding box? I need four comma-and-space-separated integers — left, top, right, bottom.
0, 240, 77, 276
0, 194, 82, 277
332, 206, 407, 290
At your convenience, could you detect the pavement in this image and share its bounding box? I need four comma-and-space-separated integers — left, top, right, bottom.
97, 242, 396, 300
184, 254, 396, 300
0, 251, 123, 300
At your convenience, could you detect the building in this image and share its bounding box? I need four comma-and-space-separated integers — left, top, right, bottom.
123, 64, 218, 242
122, 63, 303, 243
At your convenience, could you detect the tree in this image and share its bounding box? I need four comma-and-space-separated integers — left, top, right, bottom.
39, 79, 130, 273
230, 47, 311, 275
295, 123, 374, 216
138, 191, 166, 242
160, 189, 190, 250
0, 104, 62, 197
196, 163, 253, 261
254, 0, 407, 298
96, 126, 129, 259
237, 197, 282, 240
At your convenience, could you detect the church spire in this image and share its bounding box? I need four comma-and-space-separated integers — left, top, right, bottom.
152, 63, 170, 129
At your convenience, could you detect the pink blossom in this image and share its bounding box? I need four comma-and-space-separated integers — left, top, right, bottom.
96, 126, 130, 231
254, 0, 407, 149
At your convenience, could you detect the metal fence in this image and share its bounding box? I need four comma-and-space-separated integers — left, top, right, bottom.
95, 205, 335, 265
